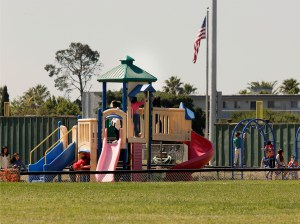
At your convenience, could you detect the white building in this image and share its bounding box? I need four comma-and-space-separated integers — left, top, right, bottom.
190, 92, 300, 119
82, 92, 300, 119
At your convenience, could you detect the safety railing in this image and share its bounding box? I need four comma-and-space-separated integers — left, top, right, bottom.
29, 127, 60, 164
44, 128, 73, 164
152, 108, 191, 141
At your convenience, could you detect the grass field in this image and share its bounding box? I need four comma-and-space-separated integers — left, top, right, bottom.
1, 181, 300, 224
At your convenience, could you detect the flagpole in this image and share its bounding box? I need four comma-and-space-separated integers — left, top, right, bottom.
209, 0, 217, 143
205, 8, 209, 139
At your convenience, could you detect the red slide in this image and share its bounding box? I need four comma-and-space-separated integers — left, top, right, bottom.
171, 131, 214, 170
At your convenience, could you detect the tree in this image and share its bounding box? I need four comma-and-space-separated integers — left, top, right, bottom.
162, 76, 197, 95
106, 90, 123, 108
24, 84, 50, 107
239, 81, 278, 94
155, 91, 194, 109
279, 78, 300, 94
45, 42, 102, 102
230, 110, 300, 123
249, 81, 278, 94
39, 96, 80, 115
162, 76, 184, 95
10, 85, 80, 116
10, 85, 50, 115
238, 89, 248, 94
182, 83, 197, 95
1, 85, 9, 116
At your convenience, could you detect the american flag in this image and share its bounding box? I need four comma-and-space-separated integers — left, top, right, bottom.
193, 17, 206, 63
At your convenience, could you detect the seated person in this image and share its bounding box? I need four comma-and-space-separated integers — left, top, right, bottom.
10, 153, 27, 171
288, 155, 298, 168
287, 155, 298, 180
275, 149, 287, 179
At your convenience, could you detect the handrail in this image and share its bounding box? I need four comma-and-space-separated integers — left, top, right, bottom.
30, 127, 60, 164
44, 128, 73, 164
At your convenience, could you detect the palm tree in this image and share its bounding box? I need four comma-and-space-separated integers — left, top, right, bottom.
246, 81, 278, 94
279, 78, 300, 94
182, 83, 197, 95
10, 84, 50, 115
22, 84, 50, 108
162, 76, 184, 95
238, 89, 248, 94
0, 86, 9, 116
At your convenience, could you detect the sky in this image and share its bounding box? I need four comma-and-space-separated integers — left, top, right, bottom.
1, 0, 300, 101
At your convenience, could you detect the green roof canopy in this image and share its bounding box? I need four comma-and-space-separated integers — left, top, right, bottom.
97, 56, 157, 83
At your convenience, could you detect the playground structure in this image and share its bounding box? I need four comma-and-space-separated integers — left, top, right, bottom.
231, 120, 299, 172
28, 56, 214, 182
230, 118, 276, 168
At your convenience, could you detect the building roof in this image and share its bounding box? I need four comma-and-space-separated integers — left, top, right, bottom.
97, 56, 157, 83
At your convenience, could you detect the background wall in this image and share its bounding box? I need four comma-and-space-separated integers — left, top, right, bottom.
0, 116, 77, 165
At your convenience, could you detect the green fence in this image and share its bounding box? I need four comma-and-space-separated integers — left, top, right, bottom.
1, 116, 299, 168
214, 123, 300, 167
0, 116, 77, 165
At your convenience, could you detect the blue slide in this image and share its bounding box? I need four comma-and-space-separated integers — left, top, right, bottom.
28, 142, 64, 182
28, 142, 76, 182
43, 142, 76, 182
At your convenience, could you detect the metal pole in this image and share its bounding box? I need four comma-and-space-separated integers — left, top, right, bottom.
122, 82, 127, 112
209, 0, 217, 143
205, 8, 209, 139
102, 82, 107, 111
148, 90, 152, 170
97, 108, 102, 158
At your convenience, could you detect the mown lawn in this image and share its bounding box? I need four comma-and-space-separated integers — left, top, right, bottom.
1, 181, 300, 224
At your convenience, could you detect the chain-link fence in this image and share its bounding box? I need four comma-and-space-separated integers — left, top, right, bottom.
1, 168, 299, 183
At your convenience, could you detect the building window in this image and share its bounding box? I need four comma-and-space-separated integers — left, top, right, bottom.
291, 101, 298, 108
223, 101, 227, 109
234, 101, 240, 109
250, 101, 256, 110
268, 101, 275, 108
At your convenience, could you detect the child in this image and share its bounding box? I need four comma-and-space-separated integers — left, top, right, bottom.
69, 152, 90, 182
260, 156, 272, 180
264, 141, 275, 168
233, 132, 242, 167
111, 100, 121, 143
111, 117, 121, 142
131, 96, 147, 137
10, 153, 27, 171
275, 149, 287, 179
71, 153, 90, 170
288, 155, 299, 168
275, 149, 286, 168
287, 155, 299, 179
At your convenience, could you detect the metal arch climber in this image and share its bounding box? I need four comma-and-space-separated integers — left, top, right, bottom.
231, 118, 276, 168
295, 127, 300, 162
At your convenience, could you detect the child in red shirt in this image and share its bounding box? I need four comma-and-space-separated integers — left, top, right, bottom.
131, 96, 147, 137
288, 155, 298, 180
71, 153, 90, 170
